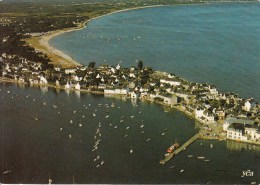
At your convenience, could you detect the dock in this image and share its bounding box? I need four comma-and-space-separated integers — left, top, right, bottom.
160, 132, 200, 164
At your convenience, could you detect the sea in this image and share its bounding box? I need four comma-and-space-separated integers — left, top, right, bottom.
1, 2, 260, 184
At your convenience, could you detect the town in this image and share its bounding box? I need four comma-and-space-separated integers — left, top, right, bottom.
0, 53, 259, 145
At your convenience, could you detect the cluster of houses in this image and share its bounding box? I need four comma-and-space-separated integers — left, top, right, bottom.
0, 53, 259, 144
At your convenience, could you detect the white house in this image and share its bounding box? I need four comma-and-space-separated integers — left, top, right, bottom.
209, 85, 218, 95
104, 88, 128, 95
195, 107, 205, 119
130, 91, 139, 99
203, 110, 215, 123
244, 99, 256, 111
223, 117, 254, 131
64, 68, 77, 74
227, 124, 248, 141
39, 76, 48, 85
75, 82, 81, 90
55, 80, 60, 86
160, 78, 181, 86
244, 127, 260, 141
65, 82, 71, 89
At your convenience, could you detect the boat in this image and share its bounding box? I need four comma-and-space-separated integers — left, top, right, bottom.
130, 147, 133, 154
197, 156, 206, 159
188, 154, 193, 158
3, 163, 11, 175
159, 160, 165, 165
204, 159, 211, 162
169, 165, 175, 169
48, 178, 52, 184
210, 144, 213, 148
180, 169, 184, 173
164, 153, 170, 157
3, 170, 11, 175
146, 138, 151, 142
161, 132, 165, 136
166, 140, 179, 153
140, 124, 144, 128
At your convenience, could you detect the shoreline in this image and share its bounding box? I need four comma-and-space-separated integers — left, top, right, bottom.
1, 76, 259, 146
25, 0, 256, 69
24, 1, 256, 68
24, 4, 167, 68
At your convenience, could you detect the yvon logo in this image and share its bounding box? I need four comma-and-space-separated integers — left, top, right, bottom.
241, 170, 254, 177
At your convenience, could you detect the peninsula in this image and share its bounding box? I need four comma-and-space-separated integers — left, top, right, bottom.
0, 0, 259, 166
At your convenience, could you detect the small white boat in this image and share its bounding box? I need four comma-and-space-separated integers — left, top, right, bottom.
140, 124, 144, 128
161, 132, 165, 136
210, 144, 213, 148
180, 169, 184, 173
130, 116, 135, 118
114, 126, 118, 129
146, 138, 151, 142
79, 124, 82, 127
93, 113, 96, 117
188, 154, 193, 158
101, 161, 104, 165
197, 156, 205, 160
3, 170, 11, 175
204, 159, 211, 162
126, 126, 130, 129
124, 134, 128, 138
130, 147, 133, 154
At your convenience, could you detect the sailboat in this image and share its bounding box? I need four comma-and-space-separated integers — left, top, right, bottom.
3, 162, 11, 175
130, 146, 133, 154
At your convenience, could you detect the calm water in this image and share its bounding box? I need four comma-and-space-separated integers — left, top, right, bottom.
51, 2, 260, 102
0, 83, 259, 184
1, 2, 260, 184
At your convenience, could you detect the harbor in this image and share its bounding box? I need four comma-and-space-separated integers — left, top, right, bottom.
160, 132, 201, 164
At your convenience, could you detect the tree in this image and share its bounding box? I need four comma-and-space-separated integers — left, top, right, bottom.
137, 60, 143, 70
88, 61, 96, 69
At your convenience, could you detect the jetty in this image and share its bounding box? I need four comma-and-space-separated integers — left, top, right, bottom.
160, 132, 200, 164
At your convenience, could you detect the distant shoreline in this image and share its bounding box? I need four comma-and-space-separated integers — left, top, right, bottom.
25, 4, 167, 68
25, 1, 257, 68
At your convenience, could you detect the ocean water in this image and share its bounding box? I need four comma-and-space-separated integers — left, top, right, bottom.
51, 2, 260, 102
1, 3, 260, 184
0, 83, 259, 184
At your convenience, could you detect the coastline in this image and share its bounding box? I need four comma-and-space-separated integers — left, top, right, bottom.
24, 1, 253, 69
1, 76, 259, 146
24, 4, 168, 68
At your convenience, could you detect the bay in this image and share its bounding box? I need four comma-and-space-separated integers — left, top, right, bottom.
51, 2, 260, 101
0, 83, 259, 184
1, 2, 260, 184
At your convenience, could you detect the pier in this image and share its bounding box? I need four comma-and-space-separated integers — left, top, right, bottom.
160, 132, 200, 165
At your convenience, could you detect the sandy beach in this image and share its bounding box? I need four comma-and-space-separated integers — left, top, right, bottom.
24, 4, 166, 68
